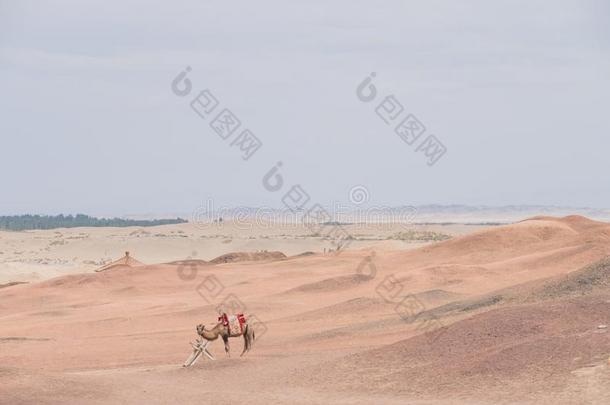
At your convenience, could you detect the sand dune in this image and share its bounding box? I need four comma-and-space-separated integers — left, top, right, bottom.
284, 274, 373, 294
302, 293, 610, 403
209, 251, 287, 264
0, 221, 484, 284
2, 216, 610, 404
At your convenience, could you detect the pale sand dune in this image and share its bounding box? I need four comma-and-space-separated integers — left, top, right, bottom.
1, 216, 610, 404
0, 221, 480, 284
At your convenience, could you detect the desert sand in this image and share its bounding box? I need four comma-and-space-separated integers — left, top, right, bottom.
0, 221, 479, 285
1, 216, 610, 404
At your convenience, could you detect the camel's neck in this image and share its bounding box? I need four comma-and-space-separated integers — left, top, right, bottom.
199, 322, 224, 341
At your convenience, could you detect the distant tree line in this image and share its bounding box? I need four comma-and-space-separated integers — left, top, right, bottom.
0, 214, 187, 231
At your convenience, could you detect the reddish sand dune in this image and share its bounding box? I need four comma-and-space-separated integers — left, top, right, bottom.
2, 216, 610, 404
301, 293, 610, 403
299, 258, 610, 402
372, 215, 610, 298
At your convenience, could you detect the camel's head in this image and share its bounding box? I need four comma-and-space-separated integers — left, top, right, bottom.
196, 323, 205, 336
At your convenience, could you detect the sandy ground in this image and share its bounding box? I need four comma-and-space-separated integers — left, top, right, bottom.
1, 216, 610, 404
0, 221, 481, 284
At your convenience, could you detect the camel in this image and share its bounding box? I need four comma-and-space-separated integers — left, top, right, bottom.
196, 316, 255, 357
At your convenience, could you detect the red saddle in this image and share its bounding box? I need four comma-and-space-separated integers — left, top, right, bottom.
218, 313, 246, 333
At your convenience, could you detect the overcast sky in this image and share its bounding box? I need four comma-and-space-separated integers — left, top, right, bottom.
1, 0, 609, 216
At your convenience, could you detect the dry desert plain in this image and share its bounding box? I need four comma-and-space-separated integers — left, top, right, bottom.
1, 216, 610, 404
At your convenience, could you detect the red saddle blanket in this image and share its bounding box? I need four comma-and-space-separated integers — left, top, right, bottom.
218, 313, 246, 336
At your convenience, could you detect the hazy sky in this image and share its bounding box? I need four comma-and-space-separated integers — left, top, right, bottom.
1, 0, 609, 216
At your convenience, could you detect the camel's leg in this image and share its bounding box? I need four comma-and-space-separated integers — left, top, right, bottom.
240, 326, 249, 357
244, 321, 255, 350
222, 335, 230, 357
240, 333, 248, 357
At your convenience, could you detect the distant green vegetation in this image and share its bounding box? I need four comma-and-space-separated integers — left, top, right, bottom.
0, 214, 187, 231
